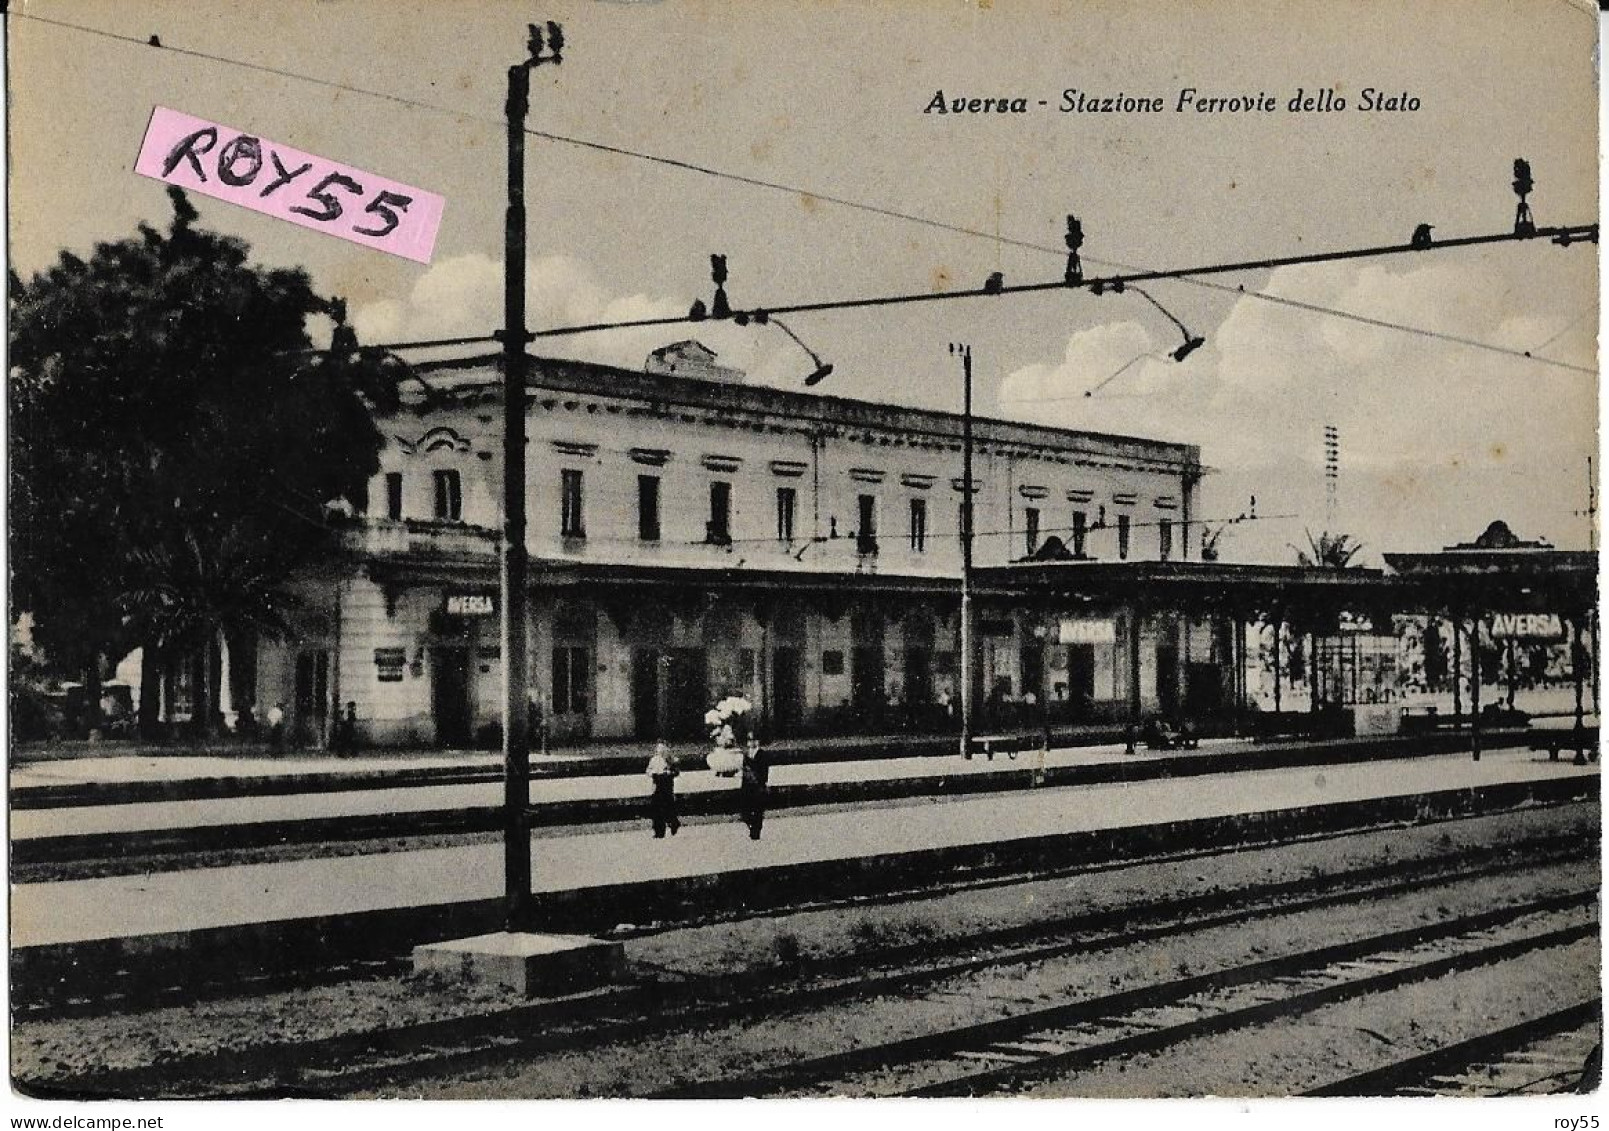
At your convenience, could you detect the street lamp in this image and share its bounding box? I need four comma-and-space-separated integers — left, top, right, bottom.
1030, 622, 1052, 784
766, 316, 834, 386
950, 342, 976, 760
803, 342, 975, 760
1129, 286, 1206, 362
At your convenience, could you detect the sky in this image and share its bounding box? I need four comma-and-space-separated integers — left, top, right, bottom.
7, 0, 1601, 565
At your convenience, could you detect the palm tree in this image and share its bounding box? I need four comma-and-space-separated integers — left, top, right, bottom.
120, 525, 298, 737
1291, 529, 1365, 569
1287, 529, 1366, 712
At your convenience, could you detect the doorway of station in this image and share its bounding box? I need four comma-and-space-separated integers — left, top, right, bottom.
1065, 644, 1096, 713
1021, 642, 1046, 701
293, 650, 329, 746
431, 646, 472, 748
851, 646, 885, 729
631, 651, 658, 740
631, 647, 709, 739
1156, 643, 1181, 718
902, 647, 932, 727
770, 647, 805, 737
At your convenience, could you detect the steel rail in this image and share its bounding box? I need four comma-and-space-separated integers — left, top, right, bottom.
897, 914, 1597, 1098
1304, 1000, 1601, 1097
656, 890, 1598, 1098
29, 840, 1591, 1098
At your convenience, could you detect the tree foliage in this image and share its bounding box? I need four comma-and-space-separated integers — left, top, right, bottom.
1291, 529, 1366, 570
10, 188, 389, 731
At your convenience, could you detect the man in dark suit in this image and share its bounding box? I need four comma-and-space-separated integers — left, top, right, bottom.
739, 739, 771, 840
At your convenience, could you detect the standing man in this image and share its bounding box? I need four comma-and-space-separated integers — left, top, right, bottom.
739, 737, 771, 840
338, 701, 359, 754
646, 741, 681, 838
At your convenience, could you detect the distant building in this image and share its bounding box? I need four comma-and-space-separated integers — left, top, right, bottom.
1384, 519, 1590, 578
643, 340, 746, 384
1443, 519, 1553, 553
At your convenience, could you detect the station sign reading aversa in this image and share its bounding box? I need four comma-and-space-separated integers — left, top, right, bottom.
1058, 618, 1117, 645
445, 593, 497, 617
1488, 612, 1566, 641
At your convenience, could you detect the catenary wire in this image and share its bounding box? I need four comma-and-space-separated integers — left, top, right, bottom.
1528, 308, 1595, 356
434, 510, 1294, 553
15, 10, 1599, 377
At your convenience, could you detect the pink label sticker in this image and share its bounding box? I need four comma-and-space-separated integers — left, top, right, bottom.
134, 106, 444, 264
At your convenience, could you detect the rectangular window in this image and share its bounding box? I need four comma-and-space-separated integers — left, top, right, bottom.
1159, 518, 1173, 562
385, 472, 403, 520
776, 486, 797, 543
857, 494, 878, 554
638, 475, 661, 541
909, 497, 927, 552
560, 468, 585, 538
1072, 510, 1087, 557
432, 469, 461, 522
551, 646, 589, 715
822, 650, 845, 676
1118, 513, 1131, 560
708, 481, 732, 544
1025, 507, 1041, 556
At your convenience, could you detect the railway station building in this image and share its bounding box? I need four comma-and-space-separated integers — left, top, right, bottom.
230, 345, 1596, 750
244, 343, 1227, 747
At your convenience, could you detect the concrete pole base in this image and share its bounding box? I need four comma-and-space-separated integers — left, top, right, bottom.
413, 932, 625, 997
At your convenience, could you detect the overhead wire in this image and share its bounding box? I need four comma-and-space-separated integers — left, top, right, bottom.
439, 508, 1292, 553
1527, 308, 1595, 357
16, 10, 1599, 377
506, 227, 1597, 381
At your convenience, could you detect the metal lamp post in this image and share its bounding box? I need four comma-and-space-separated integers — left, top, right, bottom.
952, 343, 975, 759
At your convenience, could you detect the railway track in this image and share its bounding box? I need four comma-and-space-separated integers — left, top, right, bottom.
27, 831, 1595, 1099
658, 892, 1598, 1098
1307, 1004, 1601, 1097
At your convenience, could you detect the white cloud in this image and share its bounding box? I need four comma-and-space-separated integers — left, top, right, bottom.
1003, 256, 1597, 553
351, 253, 690, 370
997, 320, 1188, 435
349, 253, 844, 382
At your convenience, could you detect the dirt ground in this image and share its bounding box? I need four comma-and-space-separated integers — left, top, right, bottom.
12, 801, 1599, 1098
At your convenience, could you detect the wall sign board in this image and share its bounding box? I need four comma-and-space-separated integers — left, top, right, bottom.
445, 593, 496, 617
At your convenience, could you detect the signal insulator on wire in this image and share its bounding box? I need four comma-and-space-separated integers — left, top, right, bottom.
1064, 214, 1085, 284
527, 22, 563, 65
1513, 158, 1536, 237
710, 254, 731, 319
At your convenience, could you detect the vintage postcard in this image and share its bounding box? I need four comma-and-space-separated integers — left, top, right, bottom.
6, 0, 1601, 1123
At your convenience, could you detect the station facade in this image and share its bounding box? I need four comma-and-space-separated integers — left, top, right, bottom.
249, 343, 1218, 747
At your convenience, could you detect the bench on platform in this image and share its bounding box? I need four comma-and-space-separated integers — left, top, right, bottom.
1528, 725, 1599, 764
965, 734, 1033, 760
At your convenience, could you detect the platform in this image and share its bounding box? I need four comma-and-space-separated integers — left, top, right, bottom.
17, 717, 1601, 845
11, 745, 1597, 955
4, 734, 1398, 841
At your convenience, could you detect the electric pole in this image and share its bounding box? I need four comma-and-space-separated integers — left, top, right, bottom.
501, 21, 563, 933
